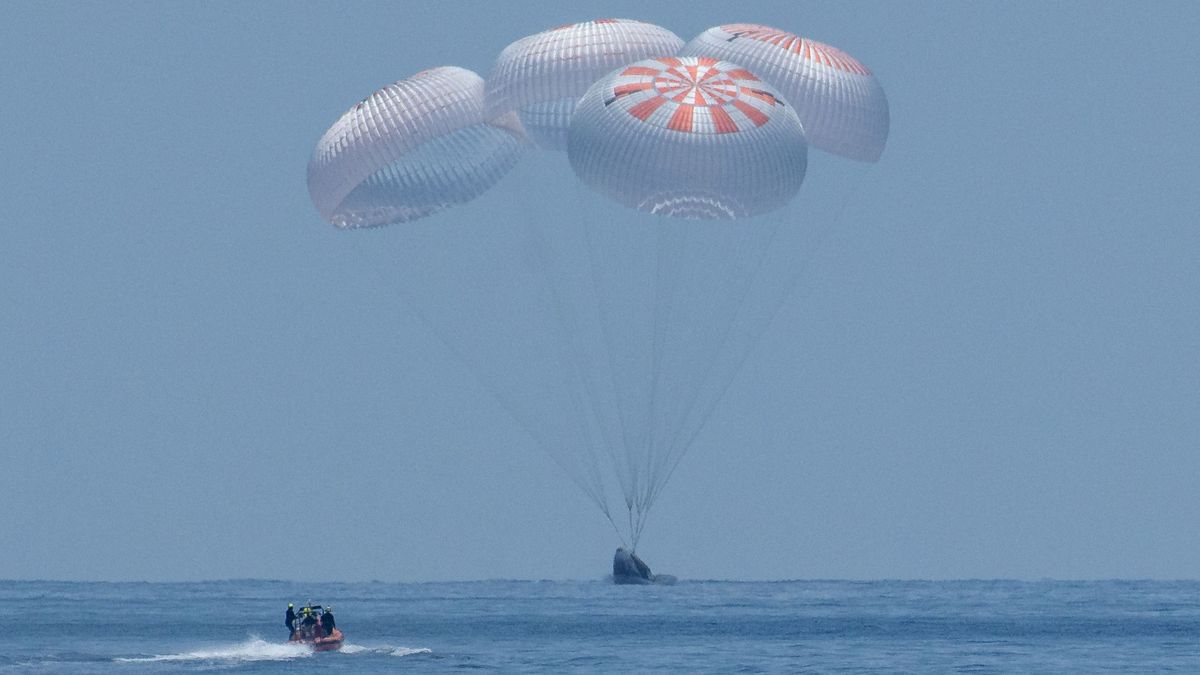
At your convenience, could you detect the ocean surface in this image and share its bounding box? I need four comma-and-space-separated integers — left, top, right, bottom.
1, 579, 1197, 672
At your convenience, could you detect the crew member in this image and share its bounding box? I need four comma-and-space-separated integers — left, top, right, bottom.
302, 606, 318, 636
322, 606, 336, 635
285, 603, 296, 638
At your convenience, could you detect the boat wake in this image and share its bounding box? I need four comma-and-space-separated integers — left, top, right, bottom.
115, 638, 313, 663
114, 637, 432, 663
341, 643, 433, 657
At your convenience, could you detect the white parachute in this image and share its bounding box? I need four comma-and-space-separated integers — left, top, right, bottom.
486, 19, 684, 151
307, 66, 525, 228
680, 24, 889, 162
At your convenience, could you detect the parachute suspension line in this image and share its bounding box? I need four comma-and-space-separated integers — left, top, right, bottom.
578, 198, 639, 513
653, 165, 879, 502
628, 507, 636, 550
643, 219, 710, 519
633, 489, 652, 548
637, 215, 726, 545
601, 501, 628, 550
633, 217, 757, 547
648, 215, 784, 508
572, 182, 643, 510
638, 220, 685, 543
357, 234, 613, 519
635, 224, 667, 536
521, 222, 617, 521
651, 222, 709, 490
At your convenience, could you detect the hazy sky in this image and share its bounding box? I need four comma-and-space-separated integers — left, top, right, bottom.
3, 1, 1198, 582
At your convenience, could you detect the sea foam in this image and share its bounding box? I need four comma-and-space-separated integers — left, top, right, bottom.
115, 637, 312, 663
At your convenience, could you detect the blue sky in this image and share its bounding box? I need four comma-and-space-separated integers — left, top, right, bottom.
2, 1, 1198, 581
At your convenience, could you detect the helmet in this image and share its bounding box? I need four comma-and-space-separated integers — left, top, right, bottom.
288, 603, 293, 608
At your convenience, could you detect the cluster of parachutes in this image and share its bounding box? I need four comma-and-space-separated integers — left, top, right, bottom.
307, 19, 889, 549
308, 19, 888, 226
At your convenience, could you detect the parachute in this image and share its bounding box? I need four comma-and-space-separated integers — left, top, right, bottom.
679, 24, 889, 162
308, 20, 885, 551
543, 57, 811, 542
486, 19, 684, 151
568, 56, 807, 218
307, 66, 525, 228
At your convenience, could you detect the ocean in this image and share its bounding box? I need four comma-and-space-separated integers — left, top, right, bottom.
2, 579, 1197, 672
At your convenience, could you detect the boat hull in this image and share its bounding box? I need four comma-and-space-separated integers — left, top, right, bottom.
290, 627, 344, 651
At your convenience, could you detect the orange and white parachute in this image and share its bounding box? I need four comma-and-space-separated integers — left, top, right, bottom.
307, 66, 524, 228
486, 19, 684, 151
567, 56, 808, 218
680, 24, 889, 162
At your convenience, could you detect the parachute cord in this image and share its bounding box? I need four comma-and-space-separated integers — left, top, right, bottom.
633, 510, 643, 550
652, 166, 878, 504
631, 505, 642, 551
641, 222, 682, 522
637, 225, 667, 521
583, 218, 639, 513
647, 216, 783, 502
638, 218, 756, 543
521, 222, 616, 520
602, 504, 627, 549
641, 218, 759, 509
627, 504, 639, 551
577, 187, 645, 527
633, 500, 652, 550
358, 229, 616, 524
404, 280, 608, 516
645, 220, 705, 514
576, 190, 639, 510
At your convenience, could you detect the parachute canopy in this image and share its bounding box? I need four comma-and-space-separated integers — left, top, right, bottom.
309, 19, 888, 549
486, 19, 685, 151
307, 66, 524, 228
680, 24, 889, 162
568, 56, 808, 218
